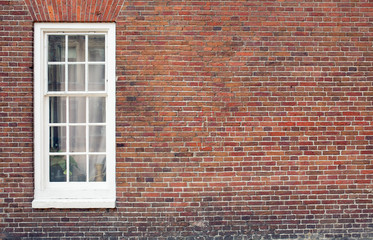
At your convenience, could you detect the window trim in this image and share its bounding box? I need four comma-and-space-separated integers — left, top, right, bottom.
33, 23, 116, 209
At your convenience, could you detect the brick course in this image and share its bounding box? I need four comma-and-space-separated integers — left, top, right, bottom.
1, 0, 373, 239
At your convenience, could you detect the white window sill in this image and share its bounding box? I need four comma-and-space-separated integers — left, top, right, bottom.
32, 198, 115, 209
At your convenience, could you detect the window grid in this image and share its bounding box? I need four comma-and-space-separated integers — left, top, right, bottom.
33, 23, 115, 209
46, 33, 107, 183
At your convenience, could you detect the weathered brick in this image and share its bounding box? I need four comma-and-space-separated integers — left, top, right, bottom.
2, 0, 373, 239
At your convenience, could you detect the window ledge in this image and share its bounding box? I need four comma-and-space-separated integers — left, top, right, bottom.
32, 198, 115, 209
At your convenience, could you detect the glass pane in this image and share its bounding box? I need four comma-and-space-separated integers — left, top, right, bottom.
49, 126, 66, 152
48, 65, 65, 91
89, 155, 106, 182
88, 64, 105, 91
48, 35, 65, 62
50, 155, 66, 182
70, 126, 86, 152
89, 126, 106, 152
88, 35, 105, 61
49, 97, 66, 123
70, 155, 86, 182
89, 97, 105, 123
69, 97, 86, 123
68, 35, 85, 62
68, 64, 85, 91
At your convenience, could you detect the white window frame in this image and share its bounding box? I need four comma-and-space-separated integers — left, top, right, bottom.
33, 23, 116, 208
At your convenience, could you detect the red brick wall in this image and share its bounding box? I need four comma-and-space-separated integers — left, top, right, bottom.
0, 0, 35, 238
1, 0, 373, 239
24, 0, 125, 22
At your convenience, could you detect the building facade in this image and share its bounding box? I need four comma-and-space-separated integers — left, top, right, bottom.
1, 0, 373, 239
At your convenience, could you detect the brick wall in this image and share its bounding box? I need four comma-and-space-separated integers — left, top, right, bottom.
0, 0, 35, 238
1, 0, 373, 239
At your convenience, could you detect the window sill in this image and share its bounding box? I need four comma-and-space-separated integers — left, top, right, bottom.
32, 198, 115, 209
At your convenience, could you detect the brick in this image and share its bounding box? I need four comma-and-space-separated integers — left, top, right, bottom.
2, 0, 373, 239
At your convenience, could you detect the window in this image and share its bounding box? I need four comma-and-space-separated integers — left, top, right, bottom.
33, 23, 116, 208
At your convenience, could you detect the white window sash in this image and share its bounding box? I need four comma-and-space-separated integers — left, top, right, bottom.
33, 23, 116, 209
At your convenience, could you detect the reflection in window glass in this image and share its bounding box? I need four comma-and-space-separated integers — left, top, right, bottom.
68, 35, 85, 62
69, 97, 86, 123
89, 126, 106, 152
49, 97, 66, 123
50, 155, 67, 182
48, 65, 65, 91
89, 155, 106, 182
88, 64, 105, 91
49, 126, 66, 152
48, 35, 65, 62
69, 126, 86, 152
89, 97, 106, 123
70, 155, 87, 182
88, 35, 105, 61
68, 64, 85, 91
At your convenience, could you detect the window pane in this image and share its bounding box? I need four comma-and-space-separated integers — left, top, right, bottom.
49, 126, 66, 152
49, 97, 66, 123
69, 97, 86, 123
89, 126, 106, 152
68, 35, 85, 62
89, 97, 105, 123
50, 155, 67, 182
88, 35, 105, 61
88, 64, 105, 91
70, 155, 87, 182
68, 64, 85, 91
89, 155, 106, 182
48, 35, 65, 62
70, 126, 86, 152
48, 65, 65, 91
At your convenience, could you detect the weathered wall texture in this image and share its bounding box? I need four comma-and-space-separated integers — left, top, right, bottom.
1, 0, 373, 239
